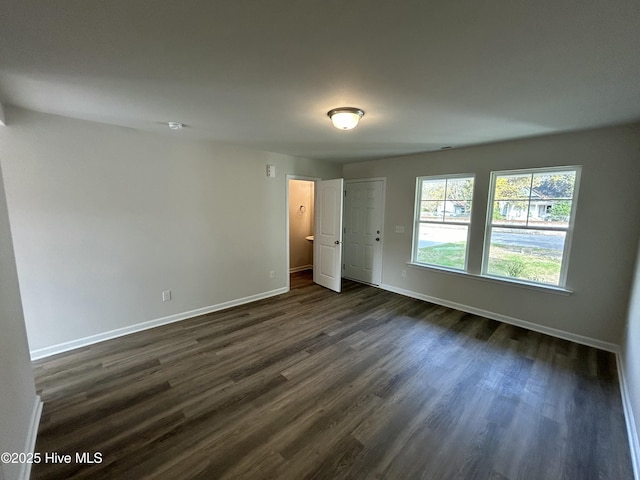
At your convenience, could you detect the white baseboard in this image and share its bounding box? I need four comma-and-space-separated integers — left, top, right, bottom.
379, 283, 619, 352
19, 395, 43, 480
617, 353, 640, 480
30, 287, 288, 360
289, 265, 312, 273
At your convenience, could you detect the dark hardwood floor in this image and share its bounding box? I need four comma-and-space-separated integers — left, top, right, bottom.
31, 271, 633, 479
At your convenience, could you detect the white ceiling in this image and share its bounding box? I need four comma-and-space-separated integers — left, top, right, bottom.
1, 1, 639, 163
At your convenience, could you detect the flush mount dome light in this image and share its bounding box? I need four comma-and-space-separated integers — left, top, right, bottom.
327, 107, 364, 130
167, 121, 183, 130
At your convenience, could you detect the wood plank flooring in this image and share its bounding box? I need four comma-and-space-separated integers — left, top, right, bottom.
31, 271, 633, 479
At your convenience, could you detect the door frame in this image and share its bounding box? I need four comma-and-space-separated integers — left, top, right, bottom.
343, 177, 387, 285
286, 175, 320, 292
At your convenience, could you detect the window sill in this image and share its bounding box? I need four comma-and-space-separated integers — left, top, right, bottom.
406, 262, 574, 296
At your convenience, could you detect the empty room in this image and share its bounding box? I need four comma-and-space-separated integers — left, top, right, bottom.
1, 2, 639, 479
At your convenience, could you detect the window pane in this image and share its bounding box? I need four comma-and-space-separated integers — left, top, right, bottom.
444, 177, 474, 222
421, 179, 446, 201
446, 177, 474, 201
526, 199, 572, 228
415, 223, 468, 269
531, 171, 576, 199
444, 201, 472, 222
485, 227, 566, 285
420, 201, 443, 221
494, 173, 531, 201
491, 200, 529, 226
527, 171, 576, 228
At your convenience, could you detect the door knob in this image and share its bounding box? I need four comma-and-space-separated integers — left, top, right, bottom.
376, 237, 380, 242
334, 240, 340, 245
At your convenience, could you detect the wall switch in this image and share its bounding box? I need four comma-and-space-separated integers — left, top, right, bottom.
395, 225, 405, 233
269, 270, 276, 279
266, 164, 276, 177
401, 269, 407, 278
162, 290, 171, 302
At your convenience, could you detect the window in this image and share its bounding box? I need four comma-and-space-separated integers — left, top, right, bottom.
412, 174, 475, 270
483, 166, 580, 287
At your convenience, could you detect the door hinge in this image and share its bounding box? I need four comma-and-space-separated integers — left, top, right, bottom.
344, 190, 347, 197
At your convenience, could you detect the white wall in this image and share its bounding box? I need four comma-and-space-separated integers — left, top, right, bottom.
289, 179, 314, 271
0, 107, 340, 354
344, 123, 640, 345
622, 236, 640, 476
0, 163, 39, 480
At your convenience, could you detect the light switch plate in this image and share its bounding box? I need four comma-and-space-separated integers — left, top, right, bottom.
266, 164, 276, 177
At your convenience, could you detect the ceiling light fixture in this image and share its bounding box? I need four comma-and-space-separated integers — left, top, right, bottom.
167, 121, 183, 130
327, 107, 364, 130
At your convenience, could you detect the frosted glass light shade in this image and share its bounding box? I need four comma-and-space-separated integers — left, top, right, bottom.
327, 107, 364, 130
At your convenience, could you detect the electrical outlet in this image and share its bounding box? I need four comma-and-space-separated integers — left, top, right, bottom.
162, 290, 171, 302
401, 269, 407, 278
269, 270, 276, 279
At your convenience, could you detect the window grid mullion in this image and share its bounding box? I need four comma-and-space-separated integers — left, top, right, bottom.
420, 220, 470, 227
526, 173, 534, 228
441, 179, 447, 222
488, 223, 569, 233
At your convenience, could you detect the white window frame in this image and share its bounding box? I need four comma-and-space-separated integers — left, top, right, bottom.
482, 165, 582, 288
412, 173, 475, 272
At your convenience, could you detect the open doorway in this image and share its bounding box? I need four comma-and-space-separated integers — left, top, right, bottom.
287, 178, 315, 288
286, 175, 345, 293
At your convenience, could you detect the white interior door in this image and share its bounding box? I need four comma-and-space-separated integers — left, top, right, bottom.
313, 178, 344, 292
343, 179, 385, 285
